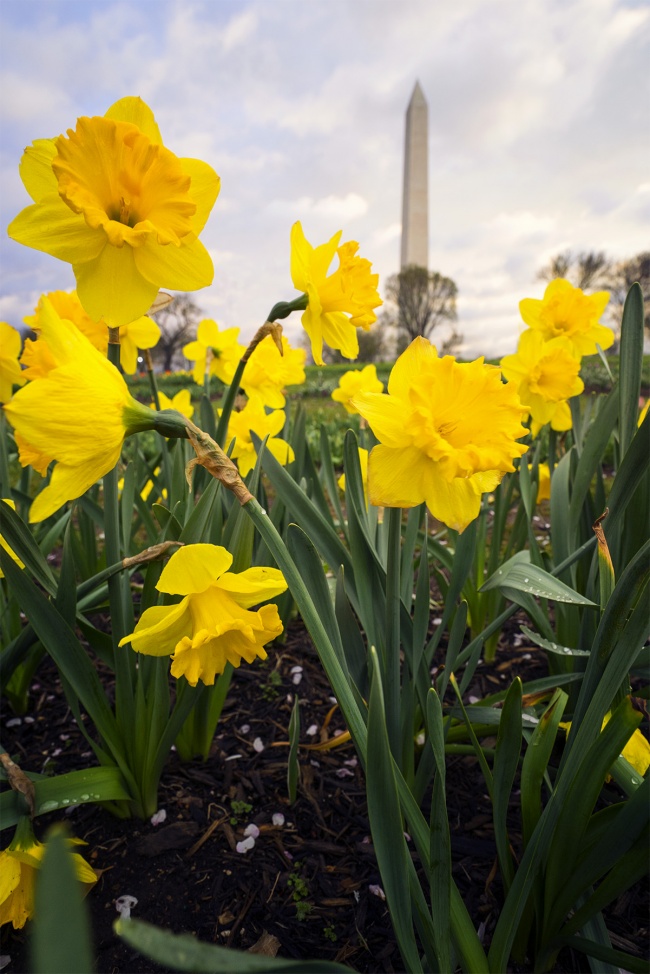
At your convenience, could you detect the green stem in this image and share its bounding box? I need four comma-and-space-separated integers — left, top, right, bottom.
144, 349, 161, 412
385, 506, 402, 763
105, 333, 134, 730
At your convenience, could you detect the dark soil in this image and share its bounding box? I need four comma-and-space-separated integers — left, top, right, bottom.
1, 621, 648, 974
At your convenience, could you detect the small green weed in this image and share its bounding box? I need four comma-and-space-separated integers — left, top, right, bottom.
230, 799, 252, 824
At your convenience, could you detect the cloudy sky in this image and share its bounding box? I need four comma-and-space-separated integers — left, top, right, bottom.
1, 0, 648, 358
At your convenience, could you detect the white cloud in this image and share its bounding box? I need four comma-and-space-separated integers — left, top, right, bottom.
0, 0, 646, 363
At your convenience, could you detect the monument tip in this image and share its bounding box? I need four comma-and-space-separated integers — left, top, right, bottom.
409, 80, 428, 107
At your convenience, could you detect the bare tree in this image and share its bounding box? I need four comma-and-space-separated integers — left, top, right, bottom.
608, 252, 650, 336
537, 250, 612, 291
384, 265, 459, 352
151, 293, 204, 372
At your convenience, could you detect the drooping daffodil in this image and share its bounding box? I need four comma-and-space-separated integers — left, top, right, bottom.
119, 543, 288, 687
0, 819, 97, 930
4, 298, 158, 522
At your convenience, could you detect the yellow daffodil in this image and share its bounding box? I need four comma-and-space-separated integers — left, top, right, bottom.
0, 322, 26, 403
500, 330, 584, 437
352, 337, 528, 533
536, 463, 551, 504
0, 821, 97, 930
156, 389, 194, 421
560, 712, 650, 779
0, 499, 25, 578
338, 447, 369, 506
290, 222, 382, 366
119, 543, 287, 686
241, 335, 306, 408
225, 400, 294, 477
3, 297, 157, 523
520, 279, 613, 357
331, 365, 384, 415
638, 400, 649, 427
25, 290, 160, 375
183, 319, 245, 386
8, 97, 220, 328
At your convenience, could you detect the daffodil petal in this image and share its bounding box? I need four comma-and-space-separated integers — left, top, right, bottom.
320, 312, 359, 360
104, 96, 162, 144
388, 336, 438, 401
353, 392, 408, 449
30, 457, 117, 523
8, 197, 104, 263
367, 445, 429, 507
425, 473, 483, 533
75, 244, 159, 327
217, 567, 288, 608
181, 158, 221, 234
119, 599, 191, 655
134, 235, 214, 292
156, 543, 233, 595
19, 139, 58, 202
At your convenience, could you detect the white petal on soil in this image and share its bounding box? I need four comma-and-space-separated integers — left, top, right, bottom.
115, 895, 138, 920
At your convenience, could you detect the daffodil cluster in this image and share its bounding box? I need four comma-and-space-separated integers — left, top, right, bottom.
183, 319, 245, 387
25, 290, 160, 375
501, 279, 613, 437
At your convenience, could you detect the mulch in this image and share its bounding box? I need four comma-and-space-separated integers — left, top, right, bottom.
1, 618, 648, 974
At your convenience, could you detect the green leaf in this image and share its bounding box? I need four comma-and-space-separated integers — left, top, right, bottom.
115, 918, 352, 972
492, 678, 522, 891
0, 767, 130, 830
0, 500, 57, 595
367, 648, 422, 973
0, 549, 120, 756
31, 825, 94, 974
618, 283, 644, 459
519, 625, 591, 658
286, 525, 349, 681
426, 689, 451, 974
482, 560, 596, 605
520, 690, 568, 848
542, 699, 642, 941
568, 388, 619, 548
555, 935, 648, 974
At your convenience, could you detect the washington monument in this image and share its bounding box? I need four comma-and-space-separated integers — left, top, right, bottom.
400, 82, 429, 269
